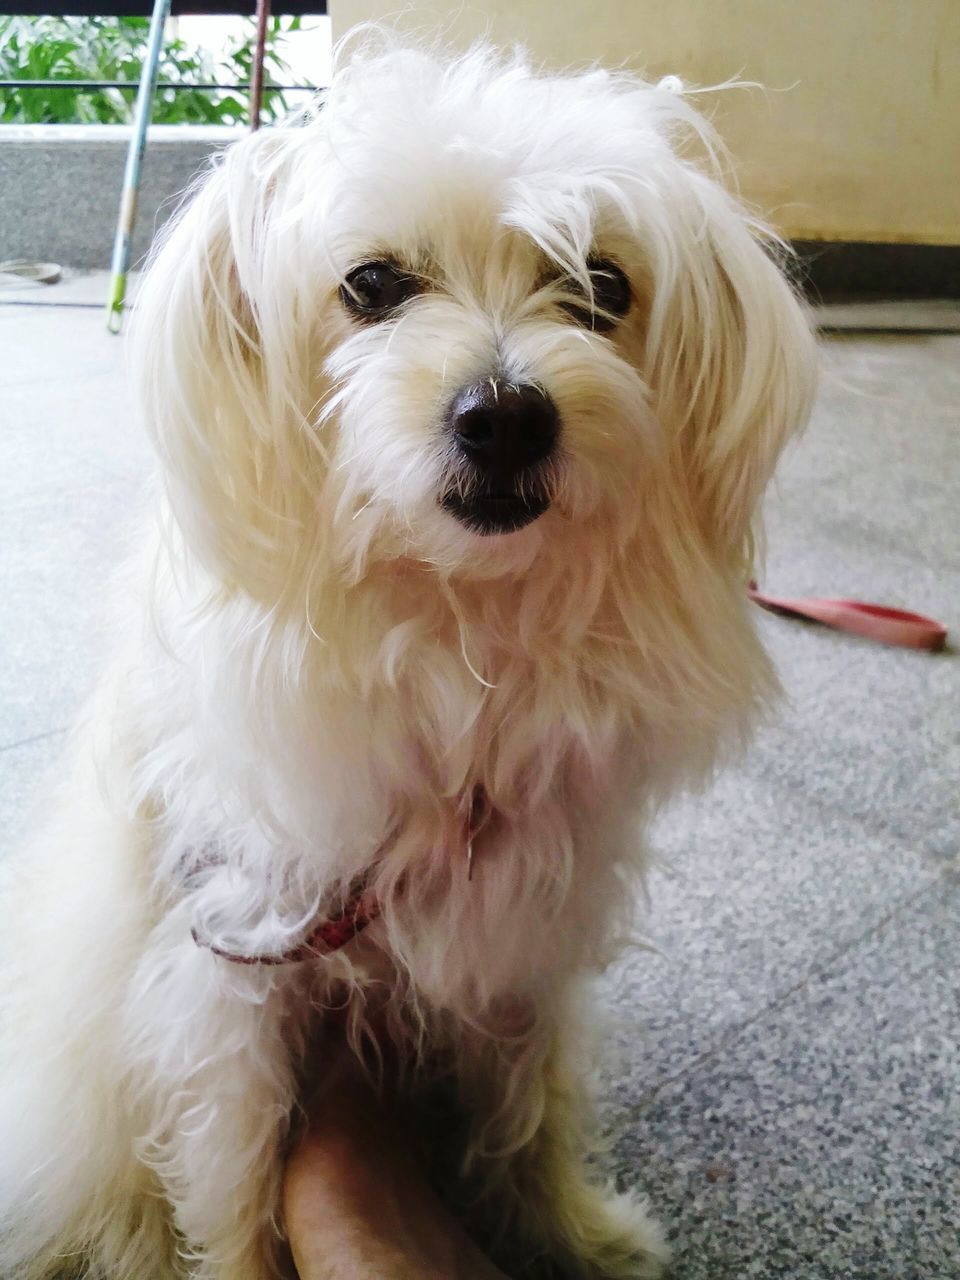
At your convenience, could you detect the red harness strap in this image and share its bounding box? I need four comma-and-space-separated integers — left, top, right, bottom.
749, 583, 947, 652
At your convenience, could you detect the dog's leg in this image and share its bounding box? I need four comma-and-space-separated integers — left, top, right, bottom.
0, 780, 301, 1280
0, 787, 180, 1280
121, 907, 307, 1280
460, 1015, 669, 1280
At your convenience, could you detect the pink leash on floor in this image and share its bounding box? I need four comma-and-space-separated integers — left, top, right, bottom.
748, 582, 948, 651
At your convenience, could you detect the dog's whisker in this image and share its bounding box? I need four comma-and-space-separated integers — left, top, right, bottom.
334, 447, 365, 473
384, 311, 413, 356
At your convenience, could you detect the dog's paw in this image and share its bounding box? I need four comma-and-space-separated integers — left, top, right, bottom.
540, 1184, 670, 1280
584, 1188, 670, 1279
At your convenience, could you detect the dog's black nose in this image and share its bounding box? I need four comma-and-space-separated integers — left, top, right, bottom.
447, 381, 559, 474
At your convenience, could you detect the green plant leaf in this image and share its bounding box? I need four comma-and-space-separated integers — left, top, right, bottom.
0, 13, 305, 125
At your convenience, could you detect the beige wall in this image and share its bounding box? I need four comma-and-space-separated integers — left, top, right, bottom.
329, 0, 960, 245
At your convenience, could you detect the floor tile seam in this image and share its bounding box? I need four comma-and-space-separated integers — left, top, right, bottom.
63, 454, 150, 489
0, 372, 126, 399
0, 726, 67, 755
712, 734, 958, 874
807, 522, 960, 575
4, 475, 144, 510
628, 874, 952, 1115
2, 456, 147, 517
763, 765, 959, 866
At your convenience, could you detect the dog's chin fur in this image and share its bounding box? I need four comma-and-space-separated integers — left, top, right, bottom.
0, 32, 816, 1280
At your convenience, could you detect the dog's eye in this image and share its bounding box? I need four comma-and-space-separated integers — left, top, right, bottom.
562, 259, 632, 332
588, 260, 632, 327
340, 261, 420, 319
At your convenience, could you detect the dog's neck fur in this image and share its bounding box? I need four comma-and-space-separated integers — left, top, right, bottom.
115, 515, 772, 1014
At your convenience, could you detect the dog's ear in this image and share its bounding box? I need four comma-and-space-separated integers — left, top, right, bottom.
132, 133, 323, 598
645, 176, 816, 561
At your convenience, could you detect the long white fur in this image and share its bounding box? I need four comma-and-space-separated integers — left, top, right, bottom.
0, 32, 816, 1280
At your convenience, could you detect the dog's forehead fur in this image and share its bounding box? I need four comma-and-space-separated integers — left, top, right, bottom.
300, 47, 696, 284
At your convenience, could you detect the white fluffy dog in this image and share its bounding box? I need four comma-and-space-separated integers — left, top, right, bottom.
0, 36, 815, 1280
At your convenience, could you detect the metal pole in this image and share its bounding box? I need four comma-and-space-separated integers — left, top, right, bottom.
250, 0, 271, 132
105, 0, 171, 334
1, 79, 307, 93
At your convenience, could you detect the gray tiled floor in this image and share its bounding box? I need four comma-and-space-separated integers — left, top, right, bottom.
609, 877, 960, 1280
1, 280, 958, 1279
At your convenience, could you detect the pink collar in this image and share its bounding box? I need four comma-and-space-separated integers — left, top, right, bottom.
192, 875, 382, 966
193, 786, 491, 965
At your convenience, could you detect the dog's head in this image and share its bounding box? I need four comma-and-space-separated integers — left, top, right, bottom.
134, 40, 815, 602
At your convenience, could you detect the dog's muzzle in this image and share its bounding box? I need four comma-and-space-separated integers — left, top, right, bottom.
442, 380, 558, 534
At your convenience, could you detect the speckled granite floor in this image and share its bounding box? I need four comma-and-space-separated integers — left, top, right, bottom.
1, 277, 958, 1279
